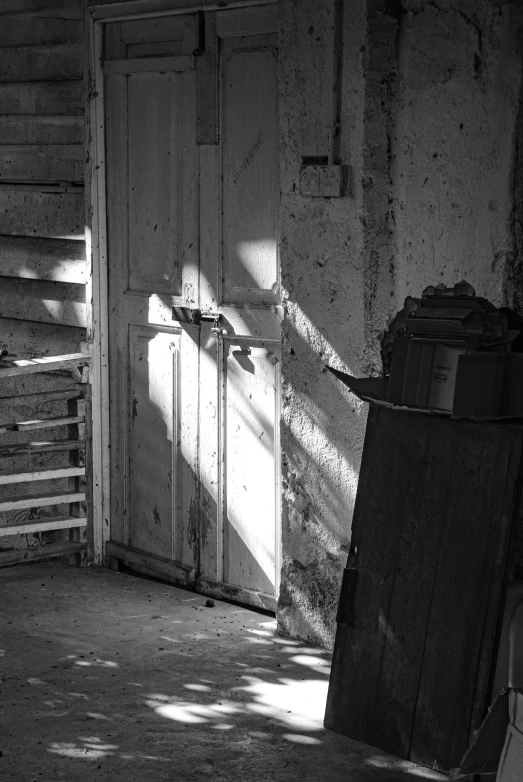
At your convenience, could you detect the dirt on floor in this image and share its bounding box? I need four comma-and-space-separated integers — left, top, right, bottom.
0, 562, 446, 781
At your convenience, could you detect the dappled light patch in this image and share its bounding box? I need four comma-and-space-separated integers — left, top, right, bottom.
288, 654, 331, 674
144, 670, 328, 737
61, 654, 119, 668
283, 733, 322, 745
47, 736, 168, 763
48, 737, 118, 760
365, 756, 446, 779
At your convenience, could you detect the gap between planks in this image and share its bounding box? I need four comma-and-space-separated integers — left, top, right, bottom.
0, 439, 85, 456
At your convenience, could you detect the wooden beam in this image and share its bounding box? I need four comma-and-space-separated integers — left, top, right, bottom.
0, 540, 85, 567
0, 515, 87, 537
0, 466, 85, 484
105, 540, 195, 585
0, 236, 86, 283
0, 490, 86, 512
0, 81, 83, 115
0, 190, 84, 238
0, 415, 84, 434
90, 0, 276, 18
0, 45, 82, 83
0, 439, 85, 456
0, 117, 83, 145
0, 277, 86, 328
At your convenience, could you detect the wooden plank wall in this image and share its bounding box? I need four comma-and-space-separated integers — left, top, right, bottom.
0, 0, 86, 362
0, 0, 86, 552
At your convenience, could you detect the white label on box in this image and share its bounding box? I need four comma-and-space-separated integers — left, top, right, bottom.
427, 344, 464, 411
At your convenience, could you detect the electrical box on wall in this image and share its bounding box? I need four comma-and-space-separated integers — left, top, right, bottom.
299, 157, 351, 198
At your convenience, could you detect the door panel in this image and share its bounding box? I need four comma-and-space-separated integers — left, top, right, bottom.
223, 339, 280, 595
222, 37, 279, 303
104, 15, 197, 60
127, 72, 180, 295
105, 5, 281, 609
127, 326, 178, 558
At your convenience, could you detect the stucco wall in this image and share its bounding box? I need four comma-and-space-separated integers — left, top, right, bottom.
278, 0, 523, 648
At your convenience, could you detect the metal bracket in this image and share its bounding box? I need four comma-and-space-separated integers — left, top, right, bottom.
172, 306, 226, 335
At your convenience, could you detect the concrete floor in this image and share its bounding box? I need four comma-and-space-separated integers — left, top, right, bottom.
0, 563, 447, 782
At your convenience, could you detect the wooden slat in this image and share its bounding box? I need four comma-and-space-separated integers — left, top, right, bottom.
0, 352, 90, 378
0, 439, 85, 456
0, 515, 86, 537
0, 0, 80, 15
0, 13, 81, 48
0, 45, 82, 83
104, 55, 194, 74
0, 415, 84, 433
0, 540, 84, 568
0, 190, 84, 238
410, 429, 522, 771
0, 81, 83, 115
0, 465, 85, 484
0, 277, 86, 328
0, 236, 85, 282
0, 117, 83, 145
0, 490, 85, 512
0, 145, 83, 182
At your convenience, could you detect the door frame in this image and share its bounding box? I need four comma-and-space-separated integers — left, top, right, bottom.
85, 0, 281, 568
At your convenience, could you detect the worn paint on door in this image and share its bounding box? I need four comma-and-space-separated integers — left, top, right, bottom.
104, 5, 281, 609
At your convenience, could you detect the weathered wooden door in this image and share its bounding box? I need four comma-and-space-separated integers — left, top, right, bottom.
104, 5, 281, 610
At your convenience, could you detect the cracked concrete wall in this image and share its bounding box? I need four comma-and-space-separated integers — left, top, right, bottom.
278, 0, 523, 648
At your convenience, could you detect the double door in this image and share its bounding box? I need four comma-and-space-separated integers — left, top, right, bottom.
104, 4, 281, 609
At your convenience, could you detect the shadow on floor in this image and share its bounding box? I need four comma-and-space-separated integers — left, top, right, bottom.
0, 563, 446, 782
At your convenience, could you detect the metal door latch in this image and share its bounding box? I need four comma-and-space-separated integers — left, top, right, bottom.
172, 306, 226, 335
